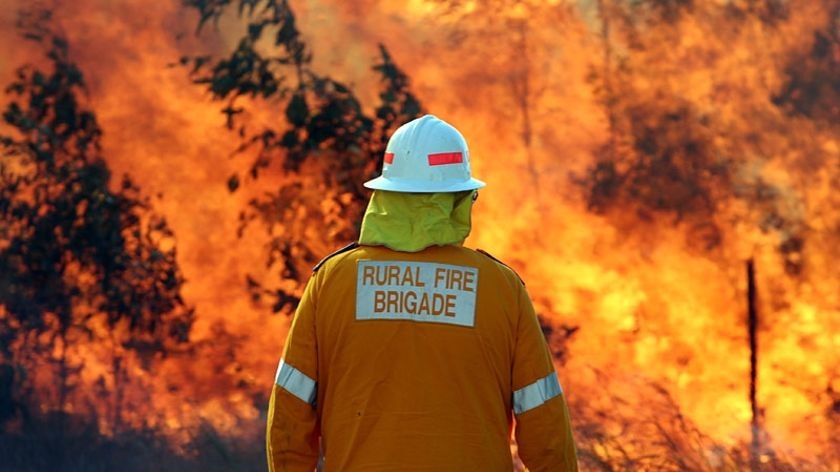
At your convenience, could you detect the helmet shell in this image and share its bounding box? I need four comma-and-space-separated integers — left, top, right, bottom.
364, 115, 486, 193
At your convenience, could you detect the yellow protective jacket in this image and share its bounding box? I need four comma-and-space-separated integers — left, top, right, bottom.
267, 243, 578, 471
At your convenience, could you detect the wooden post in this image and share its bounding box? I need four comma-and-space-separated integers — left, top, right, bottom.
747, 259, 761, 471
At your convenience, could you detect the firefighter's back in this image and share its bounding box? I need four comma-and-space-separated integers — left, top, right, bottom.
314, 244, 524, 471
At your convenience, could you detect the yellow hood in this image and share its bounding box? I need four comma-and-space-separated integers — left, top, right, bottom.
358, 190, 475, 252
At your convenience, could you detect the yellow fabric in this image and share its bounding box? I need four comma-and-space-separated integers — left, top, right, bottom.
358, 190, 474, 252
266, 245, 579, 471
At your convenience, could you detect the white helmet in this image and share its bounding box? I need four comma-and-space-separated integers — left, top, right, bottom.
364, 115, 486, 193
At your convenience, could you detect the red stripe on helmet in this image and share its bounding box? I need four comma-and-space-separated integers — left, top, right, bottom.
427, 152, 463, 166
384, 152, 394, 164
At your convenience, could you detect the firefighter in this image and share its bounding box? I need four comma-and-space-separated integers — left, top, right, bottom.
267, 114, 578, 471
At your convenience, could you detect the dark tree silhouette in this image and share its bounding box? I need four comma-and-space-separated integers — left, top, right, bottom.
182, 0, 422, 312
773, 3, 840, 123
581, 0, 806, 274
0, 10, 194, 431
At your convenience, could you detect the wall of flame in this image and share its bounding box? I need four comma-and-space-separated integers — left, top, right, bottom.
1, 0, 838, 464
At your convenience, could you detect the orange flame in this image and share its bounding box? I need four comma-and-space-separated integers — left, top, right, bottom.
1, 0, 839, 468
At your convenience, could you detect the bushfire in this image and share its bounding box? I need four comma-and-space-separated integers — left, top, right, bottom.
0, 0, 838, 471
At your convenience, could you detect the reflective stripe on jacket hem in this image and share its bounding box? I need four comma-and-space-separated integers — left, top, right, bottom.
275, 359, 317, 405
513, 372, 562, 415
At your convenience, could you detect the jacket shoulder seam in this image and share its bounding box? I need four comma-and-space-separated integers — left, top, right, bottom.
313, 242, 360, 273
475, 248, 525, 286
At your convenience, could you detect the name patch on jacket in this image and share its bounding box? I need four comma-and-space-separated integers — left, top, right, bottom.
356, 260, 479, 327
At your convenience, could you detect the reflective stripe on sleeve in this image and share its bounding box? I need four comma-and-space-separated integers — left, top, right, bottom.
275, 359, 317, 406
513, 372, 563, 415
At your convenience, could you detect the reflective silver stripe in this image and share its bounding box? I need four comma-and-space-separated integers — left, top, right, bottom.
513, 372, 562, 415
275, 359, 317, 405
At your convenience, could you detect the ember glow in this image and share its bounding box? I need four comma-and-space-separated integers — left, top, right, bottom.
1, 0, 838, 470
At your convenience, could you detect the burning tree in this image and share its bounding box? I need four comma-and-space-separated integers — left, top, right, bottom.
572, 1, 840, 469
583, 0, 810, 273
773, 2, 840, 123
182, 0, 423, 313
0, 8, 193, 453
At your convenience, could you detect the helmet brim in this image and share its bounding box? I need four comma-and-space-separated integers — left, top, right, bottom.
363, 176, 486, 193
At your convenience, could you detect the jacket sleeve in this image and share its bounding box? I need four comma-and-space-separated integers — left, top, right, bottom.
267, 276, 320, 472
511, 284, 578, 472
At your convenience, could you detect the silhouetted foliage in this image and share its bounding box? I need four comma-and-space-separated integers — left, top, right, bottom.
773, 6, 840, 123
581, 82, 733, 256
0, 413, 264, 472
626, 0, 696, 24
572, 374, 813, 471
723, 0, 789, 24
182, 0, 422, 312
0, 10, 194, 429
588, 98, 726, 222
582, 1, 807, 274
537, 314, 578, 366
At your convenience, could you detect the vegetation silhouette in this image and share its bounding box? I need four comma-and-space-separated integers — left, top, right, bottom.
0, 9, 194, 467
182, 0, 423, 313
581, 0, 807, 275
